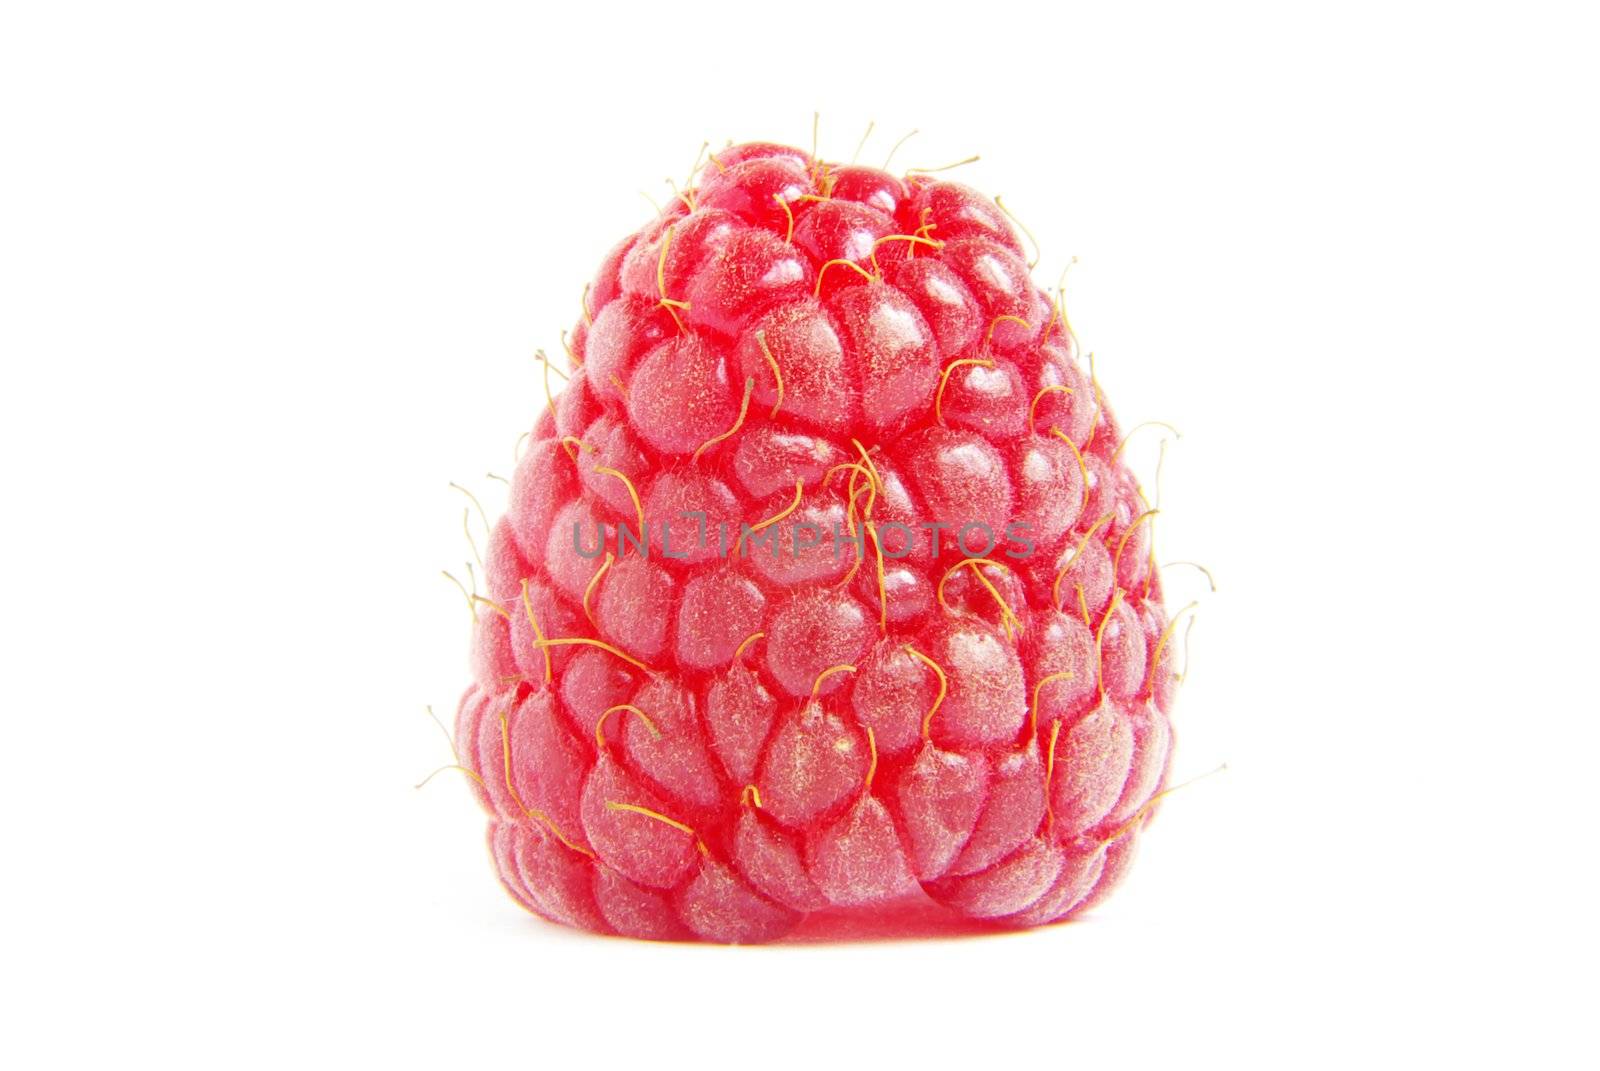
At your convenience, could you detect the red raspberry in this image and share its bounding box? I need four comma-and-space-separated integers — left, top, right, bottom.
455, 141, 1185, 942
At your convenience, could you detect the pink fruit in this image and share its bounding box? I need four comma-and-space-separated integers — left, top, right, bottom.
451, 140, 1185, 942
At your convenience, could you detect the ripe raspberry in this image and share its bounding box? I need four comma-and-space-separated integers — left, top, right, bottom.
454, 140, 1185, 942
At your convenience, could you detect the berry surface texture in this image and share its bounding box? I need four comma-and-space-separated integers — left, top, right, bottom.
454, 140, 1184, 943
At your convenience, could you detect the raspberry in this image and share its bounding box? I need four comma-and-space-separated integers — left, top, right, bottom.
452, 140, 1186, 942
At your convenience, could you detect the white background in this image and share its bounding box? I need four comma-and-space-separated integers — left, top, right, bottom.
3, 1, 1596, 1067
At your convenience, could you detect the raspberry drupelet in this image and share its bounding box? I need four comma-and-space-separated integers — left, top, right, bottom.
455, 140, 1185, 943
